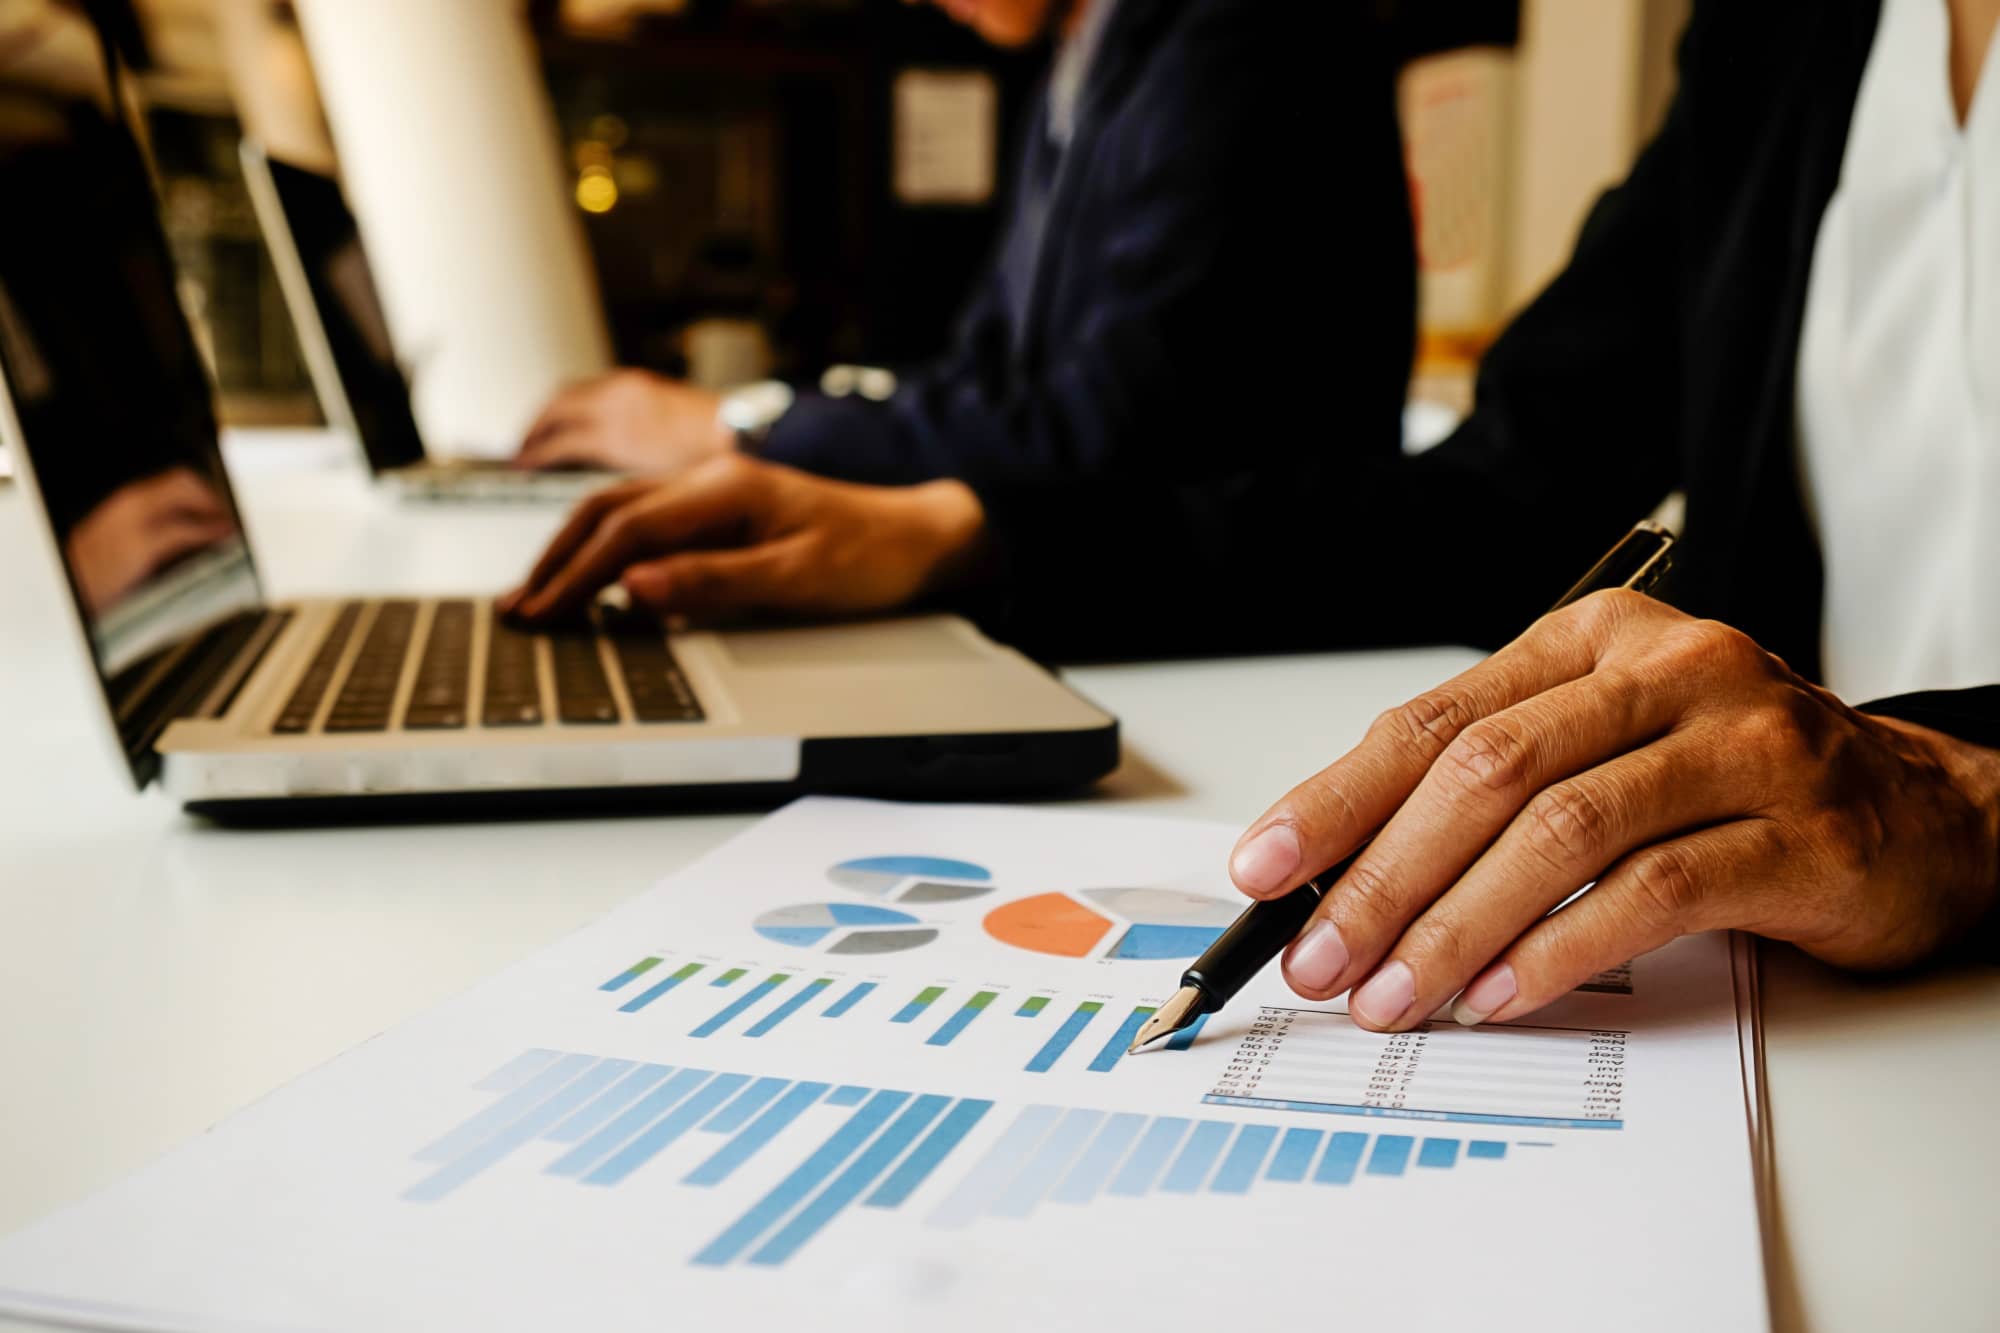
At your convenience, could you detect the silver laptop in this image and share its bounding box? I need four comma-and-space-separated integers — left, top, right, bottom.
239, 139, 612, 505
0, 77, 1116, 821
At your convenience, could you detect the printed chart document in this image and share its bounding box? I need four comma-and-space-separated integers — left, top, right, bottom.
0, 799, 1768, 1331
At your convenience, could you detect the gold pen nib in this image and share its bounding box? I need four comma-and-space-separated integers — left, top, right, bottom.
1128, 985, 1205, 1054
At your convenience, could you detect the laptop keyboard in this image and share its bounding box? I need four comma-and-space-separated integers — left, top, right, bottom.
270, 600, 702, 736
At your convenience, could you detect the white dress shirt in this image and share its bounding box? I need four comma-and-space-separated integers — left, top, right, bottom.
1796, 0, 2000, 702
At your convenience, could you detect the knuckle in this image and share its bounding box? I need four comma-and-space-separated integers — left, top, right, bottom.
1623, 845, 1701, 925
1375, 689, 1480, 759
1521, 782, 1616, 869
1440, 715, 1536, 796
1333, 856, 1402, 925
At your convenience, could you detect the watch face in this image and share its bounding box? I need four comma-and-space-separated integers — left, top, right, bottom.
720, 380, 798, 437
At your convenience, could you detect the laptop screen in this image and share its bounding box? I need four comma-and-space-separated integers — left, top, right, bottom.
255, 151, 427, 473
0, 54, 262, 783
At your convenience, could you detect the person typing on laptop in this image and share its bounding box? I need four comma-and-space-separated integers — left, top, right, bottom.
508, 0, 2000, 988
511, 0, 1414, 504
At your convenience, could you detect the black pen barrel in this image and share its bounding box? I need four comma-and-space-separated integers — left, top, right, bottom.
1180, 875, 1329, 1012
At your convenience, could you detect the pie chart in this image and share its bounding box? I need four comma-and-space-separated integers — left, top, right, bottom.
826, 855, 994, 904
754, 903, 938, 955
983, 888, 1237, 961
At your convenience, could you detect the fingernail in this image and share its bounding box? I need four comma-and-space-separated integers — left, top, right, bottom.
1282, 918, 1350, 993
1452, 964, 1516, 1027
1349, 960, 1417, 1028
1231, 823, 1301, 896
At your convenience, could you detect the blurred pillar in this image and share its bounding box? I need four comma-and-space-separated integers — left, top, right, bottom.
290, 0, 610, 454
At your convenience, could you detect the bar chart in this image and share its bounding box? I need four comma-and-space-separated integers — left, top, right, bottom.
596, 956, 1200, 1075
1204, 1007, 1628, 1129
405, 1049, 1527, 1268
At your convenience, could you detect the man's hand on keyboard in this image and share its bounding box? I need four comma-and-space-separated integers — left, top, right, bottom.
498, 455, 987, 624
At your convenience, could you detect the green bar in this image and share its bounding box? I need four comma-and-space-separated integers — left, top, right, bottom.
768, 973, 792, 986
1017, 995, 1050, 1016
714, 968, 747, 986
964, 990, 998, 1011
915, 986, 945, 1005
668, 963, 702, 982
1078, 1001, 1103, 1015
630, 957, 663, 977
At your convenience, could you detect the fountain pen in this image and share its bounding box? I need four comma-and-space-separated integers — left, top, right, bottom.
1128, 519, 1678, 1053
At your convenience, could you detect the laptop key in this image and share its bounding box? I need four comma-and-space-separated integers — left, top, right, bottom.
550, 632, 619, 724
273, 601, 363, 734
482, 611, 543, 727
404, 600, 473, 730
323, 600, 417, 733
605, 613, 704, 723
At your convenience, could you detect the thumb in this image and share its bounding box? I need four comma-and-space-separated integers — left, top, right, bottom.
621, 540, 806, 617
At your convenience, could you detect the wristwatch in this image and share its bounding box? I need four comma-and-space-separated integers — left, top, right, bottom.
717, 380, 796, 451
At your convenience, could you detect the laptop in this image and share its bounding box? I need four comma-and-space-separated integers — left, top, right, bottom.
0, 69, 1117, 822
239, 139, 614, 504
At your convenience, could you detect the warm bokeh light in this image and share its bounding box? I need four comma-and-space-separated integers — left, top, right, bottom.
575, 165, 618, 213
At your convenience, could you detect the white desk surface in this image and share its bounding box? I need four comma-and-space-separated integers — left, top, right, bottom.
1, 432, 1995, 1332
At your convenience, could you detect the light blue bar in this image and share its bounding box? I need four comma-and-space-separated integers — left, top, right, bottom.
1467, 1140, 1507, 1160
824, 981, 876, 1017
1026, 1006, 1100, 1073
990, 1109, 1106, 1219
925, 993, 996, 1048
1210, 1124, 1278, 1194
1418, 1138, 1460, 1169
1106, 1117, 1192, 1197
748, 1095, 951, 1266
866, 1099, 993, 1208
1164, 1013, 1211, 1052
827, 1085, 870, 1107
1159, 1122, 1235, 1194
929, 1105, 1062, 1228
583, 1073, 752, 1186
684, 1082, 831, 1186
1086, 1007, 1156, 1073
1367, 1134, 1414, 1177
545, 1068, 712, 1178
700, 1077, 791, 1135
694, 1091, 912, 1266
745, 979, 833, 1038
1049, 1112, 1147, 1205
545, 1063, 674, 1143
618, 963, 705, 1013
1314, 1132, 1368, 1184
1200, 1095, 1623, 1130
599, 958, 660, 992
472, 1048, 563, 1093
1266, 1127, 1324, 1183
416, 1052, 596, 1162
404, 1059, 634, 1201
691, 974, 788, 1038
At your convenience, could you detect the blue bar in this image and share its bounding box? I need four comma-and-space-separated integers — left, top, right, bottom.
545, 1068, 712, 1178
700, 1077, 791, 1135
1164, 1013, 1211, 1052
1467, 1140, 1507, 1160
691, 974, 790, 1038
416, 1052, 596, 1162
1367, 1134, 1414, 1177
545, 1063, 674, 1143
827, 1085, 870, 1107
1086, 1006, 1157, 1073
891, 987, 945, 1023
1106, 1117, 1192, 1197
472, 1048, 562, 1093
1418, 1138, 1460, 1169
1026, 1004, 1101, 1073
748, 1095, 951, 1266
823, 981, 876, 1017
745, 978, 833, 1037
404, 1059, 634, 1201
1050, 1112, 1147, 1205
1160, 1122, 1235, 1194
684, 1082, 831, 1186
599, 958, 661, 992
1314, 1132, 1368, 1185
1210, 1124, 1278, 1194
1199, 1095, 1623, 1130
1015, 996, 1050, 1017
618, 962, 705, 1014
583, 1074, 752, 1186
991, 1109, 1106, 1218
926, 991, 998, 1047
1266, 1127, 1324, 1183
694, 1091, 911, 1266
928, 1105, 1061, 1228
866, 1099, 993, 1208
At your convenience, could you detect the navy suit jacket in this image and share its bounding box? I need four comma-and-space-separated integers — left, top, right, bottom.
759, 0, 1415, 496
